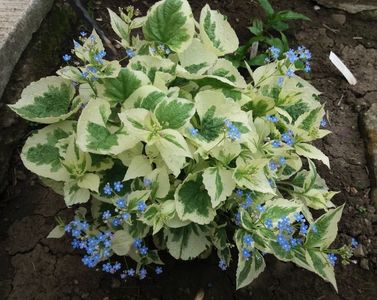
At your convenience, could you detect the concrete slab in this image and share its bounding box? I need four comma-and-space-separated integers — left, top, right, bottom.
0, 0, 54, 100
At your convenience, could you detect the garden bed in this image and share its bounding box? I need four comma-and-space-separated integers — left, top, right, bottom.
0, 0, 376, 299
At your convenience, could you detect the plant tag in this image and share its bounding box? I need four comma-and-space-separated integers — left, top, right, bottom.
329, 51, 357, 85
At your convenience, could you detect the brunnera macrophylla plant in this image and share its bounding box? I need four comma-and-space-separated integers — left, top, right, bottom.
10, 0, 357, 290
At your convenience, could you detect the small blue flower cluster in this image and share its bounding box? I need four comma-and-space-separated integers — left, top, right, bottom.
218, 259, 227, 271
224, 120, 241, 141
66, 221, 113, 268
94, 50, 106, 64
320, 118, 327, 127
268, 46, 281, 60
351, 238, 358, 248
133, 238, 149, 256
269, 156, 287, 171
102, 261, 122, 274
103, 181, 125, 196
266, 115, 279, 123
281, 130, 295, 146
327, 253, 337, 266
143, 177, 152, 188
125, 48, 136, 58
189, 127, 199, 137
242, 234, 255, 260
284, 46, 312, 74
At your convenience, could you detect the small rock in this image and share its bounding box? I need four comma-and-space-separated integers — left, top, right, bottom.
360, 258, 369, 270
350, 186, 358, 195
314, 5, 321, 11
331, 13, 346, 25
353, 245, 366, 257
74, 279, 79, 285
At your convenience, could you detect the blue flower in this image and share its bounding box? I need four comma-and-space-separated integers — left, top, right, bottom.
133, 238, 143, 248
286, 68, 294, 78
139, 245, 149, 256
137, 202, 147, 212
290, 238, 302, 247
63, 54, 72, 62
242, 248, 251, 259
112, 217, 121, 227
286, 49, 298, 63
243, 234, 254, 246
277, 217, 293, 234
218, 259, 227, 271
265, 218, 273, 229
102, 210, 111, 220
81, 71, 89, 79
102, 262, 112, 272
71, 239, 80, 249
311, 224, 318, 233
71, 229, 81, 238
116, 198, 126, 209
139, 267, 147, 279
304, 62, 311, 73
281, 132, 294, 146
277, 77, 284, 87
94, 50, 106, 63
155, 266, 163, 274
327, 253, 337, 266
189, 127, 199, 136
103, 183, 112, 195
277, 233, 291, 252
320, 118, 327, 127
269, 46, 281, 60
294, 212, 305, 223
143, 178, 152, 188
272, 140, 281, 148
149, 47, 156, 55
165, 47, 171, 55
80, 31, 87, 37
90, 35, 96, 42
299, 223, 308, 235
235, 189, 244, 197
235, 211, 241, 226
279, 157, 286, 165
113, 181, 124, 192
351, 238, 358, 248
74, 40, 81, 48
225, 120, 241, 141
267, 115, 279, 123
64, 224, 72, 233
269, 161, 278, 171
256, 204, 265, 213
87, 66, 97, 74
122, 212, 130, 220
127, 268, 136, 277
126, 48, 135, 58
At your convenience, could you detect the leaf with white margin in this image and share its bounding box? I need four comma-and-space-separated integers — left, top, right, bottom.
117, 142, 144, 167
9, 76, 79, 124
57, 66, 87, 83
175, 173, 216, 225
111, 230, 133, 255
108, 8, 130, 42
122, 85, 167, 111
305, 249, 338, 292
21, 121, 75, 181
142, 0, 195, 53
73, 30, 104, 62
98, 68, 150, 105
145, 167, 170, 198
210, 139, 241, 165
295, 143, 330, 168
77, 173, 100, 193
129, 55, 177, 83
305, 204, 344, 249
76, 98, 139, 155
200, 4, 239, 56
233, 158, 275, 194
208, 59, 247, 89
164, 223, 211, 260
63, 180, 90, 207
203, 166, 236, 208
294, 106, 326, 142
236, 249, 266, 289
154, 97, 195, 129
154, 129, 192, 176
118, 108, 154, 142
178, 38, 217, 74
278, 154, 302, 180
123, 155, 152, 181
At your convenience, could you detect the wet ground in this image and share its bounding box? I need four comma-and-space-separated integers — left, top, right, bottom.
0, 0, 377, 299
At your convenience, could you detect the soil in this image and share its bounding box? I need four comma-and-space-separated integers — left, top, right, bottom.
1, 0, 377, 299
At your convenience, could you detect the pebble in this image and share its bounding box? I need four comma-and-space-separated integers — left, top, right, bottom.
360, 259, 369, 270
331, 14, 346, 26
314, 5, 321, 11
74, 279, 79, 285
353, 245, 366, 258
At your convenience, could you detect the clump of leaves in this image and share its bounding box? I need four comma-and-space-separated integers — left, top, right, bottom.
11, 0, 356, 291
230, 0, 310, 67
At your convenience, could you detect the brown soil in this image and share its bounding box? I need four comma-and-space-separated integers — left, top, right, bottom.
1, 0, 377, 299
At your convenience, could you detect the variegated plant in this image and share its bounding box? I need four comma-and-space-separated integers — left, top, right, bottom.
11, 0, 355, 291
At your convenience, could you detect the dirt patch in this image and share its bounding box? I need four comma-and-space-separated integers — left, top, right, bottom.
1, 0, 377, 299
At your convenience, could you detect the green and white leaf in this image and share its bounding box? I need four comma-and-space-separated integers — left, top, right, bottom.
305, 205, 344, 249
108, 8, 130, 42
295, 143, 330, 168
123, 155, 152, 181
9, 76, 79, 124
63, 180, 90, 207
261, 198, 302, 226
236, 250, 266, 289
208, 59, 247, 88
164, 223, 211, 260
143, 0, 195, 53
111, 229, 133, 255
175, 173, 216, 224
199, 4, 239, 56
21, 121, 76, 181
47, 225, 65, 239
203, 166, 235, 208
